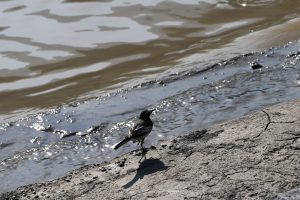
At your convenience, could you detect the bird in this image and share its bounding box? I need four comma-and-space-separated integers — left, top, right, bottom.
114, 109, 155, 150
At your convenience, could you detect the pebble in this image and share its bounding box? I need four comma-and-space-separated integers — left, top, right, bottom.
249, 61, 264, 70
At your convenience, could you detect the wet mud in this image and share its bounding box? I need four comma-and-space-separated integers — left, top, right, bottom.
0, 40, 300, 192
1, 99, 299, 199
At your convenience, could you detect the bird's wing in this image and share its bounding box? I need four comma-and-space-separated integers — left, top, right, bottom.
130, 122, 152, 138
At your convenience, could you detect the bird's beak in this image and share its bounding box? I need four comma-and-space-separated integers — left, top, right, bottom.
150, 109, 156, 113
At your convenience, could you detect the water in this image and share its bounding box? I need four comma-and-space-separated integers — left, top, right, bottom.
0, 0, 300, 192
1, 0, 300, 121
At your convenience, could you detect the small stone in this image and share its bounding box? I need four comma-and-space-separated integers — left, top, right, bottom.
69, 102, 79, 107
41, 125, 55, 133
100, 167, 107, 172
249, 61, 264, 70
76, 132, 88, 137
286, 51, 300, 58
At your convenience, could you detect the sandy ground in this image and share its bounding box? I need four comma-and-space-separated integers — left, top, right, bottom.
1, 99, 300, 200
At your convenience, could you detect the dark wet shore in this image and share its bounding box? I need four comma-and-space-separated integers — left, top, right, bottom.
1, 40, 300, 192
1, 99, 300, 200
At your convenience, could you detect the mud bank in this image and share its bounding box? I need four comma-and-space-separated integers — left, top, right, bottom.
1, 39, 300, 192
1, 99, 299, 200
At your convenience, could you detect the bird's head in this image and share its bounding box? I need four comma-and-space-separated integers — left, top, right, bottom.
139, 109, 155, 119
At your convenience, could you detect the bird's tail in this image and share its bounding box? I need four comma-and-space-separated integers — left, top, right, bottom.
114, 137, 131, 150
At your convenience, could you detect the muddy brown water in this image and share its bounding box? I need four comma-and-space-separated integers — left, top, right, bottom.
0, 0, 300, 193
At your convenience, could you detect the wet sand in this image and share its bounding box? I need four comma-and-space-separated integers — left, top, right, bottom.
1, 39, 300, 193
1, 99, 299, 200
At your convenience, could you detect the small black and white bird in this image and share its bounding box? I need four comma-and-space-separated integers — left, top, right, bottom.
114, 109, 155, 150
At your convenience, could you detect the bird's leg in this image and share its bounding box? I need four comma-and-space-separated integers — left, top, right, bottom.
138, 150, 147, 163
140, 139, 144, 149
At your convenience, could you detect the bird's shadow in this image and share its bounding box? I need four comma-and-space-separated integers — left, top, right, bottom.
122, 151, 167, 189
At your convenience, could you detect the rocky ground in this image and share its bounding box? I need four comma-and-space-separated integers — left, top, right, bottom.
1, 99, 300, 200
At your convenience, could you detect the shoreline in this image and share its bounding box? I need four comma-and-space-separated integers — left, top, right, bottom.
1, 99, 300, 200
1, 39, 300, 192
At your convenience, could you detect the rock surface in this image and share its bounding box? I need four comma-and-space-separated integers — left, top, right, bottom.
1, 100, 300, 200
